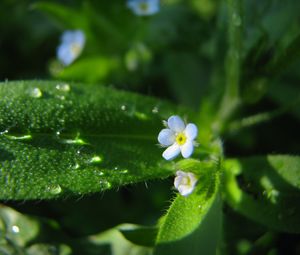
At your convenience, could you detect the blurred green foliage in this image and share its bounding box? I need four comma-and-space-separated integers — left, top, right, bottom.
1, 0, 300, 254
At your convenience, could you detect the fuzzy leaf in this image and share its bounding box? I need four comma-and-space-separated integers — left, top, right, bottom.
154, 159, 222, 255
77, 224, 153, 255
224, 155, 300, 233
0, 80, 195, 199
119, 225, 158, 247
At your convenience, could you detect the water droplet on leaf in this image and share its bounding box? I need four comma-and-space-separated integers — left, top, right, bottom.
48, 184, 62, 195
61, 136, 87, 145
4, 134, 32, 140
11, 225, 20, 234
56, 83, 71, 92
73, 163, 80, 169
99, 180, 112, 189
135, 112, 148, 120
152, 107, 159, 114
90, 156, 103, 164
30, 88, 42, 98
0, 129, 8, 135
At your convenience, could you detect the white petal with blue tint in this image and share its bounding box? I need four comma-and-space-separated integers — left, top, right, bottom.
174, 171, 198, 197
184, 123, 198, 140
157, 115, 198, 160
180, 141, 194, 158
167, 115, 185, 133
57, 30, 85, 66
127, 0, 160, 16
162, 144, 180, 160
158, 129, 175, 146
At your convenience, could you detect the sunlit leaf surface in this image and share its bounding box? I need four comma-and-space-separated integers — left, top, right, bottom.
0, 80, 195, 199
224, 155, 300, 233
154, 159, 222, 255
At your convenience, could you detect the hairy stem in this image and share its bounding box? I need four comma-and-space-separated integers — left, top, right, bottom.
214, 0, 243, 133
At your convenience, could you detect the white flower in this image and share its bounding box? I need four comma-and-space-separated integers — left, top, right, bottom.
127, 0, 160, 16
158, 115, 198, 160
57, 30, 85, 66
174, 171, 198, 197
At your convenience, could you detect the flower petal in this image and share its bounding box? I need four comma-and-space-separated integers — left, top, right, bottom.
174, 171, 198, 196
181, 141, 194, 158
167, 115, 185, 133
174, 171, 185, 189
162, 144, 180, 160
184, 123, 198, 140
178, 185, 194, 196
158, 129, 175, 146
73, 30, 85, 46
57, 44, 74, 66
127, 0, 159, 16
187, 172, 198, 187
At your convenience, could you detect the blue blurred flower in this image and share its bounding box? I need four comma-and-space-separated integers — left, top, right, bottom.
57, 30, 85, 66
127, 0, 159, 16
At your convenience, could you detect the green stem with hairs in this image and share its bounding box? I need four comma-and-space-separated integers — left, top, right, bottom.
215, 0, 243, 133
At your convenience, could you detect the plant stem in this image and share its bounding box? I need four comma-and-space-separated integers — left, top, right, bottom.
214, 0, 243, 133
228, 94, 300, 132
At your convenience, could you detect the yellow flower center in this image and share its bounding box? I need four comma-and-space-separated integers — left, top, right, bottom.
176, 132, 187, 146
70, 43, 82, 56
139, 2, 149, 12
181, 176, 190, 186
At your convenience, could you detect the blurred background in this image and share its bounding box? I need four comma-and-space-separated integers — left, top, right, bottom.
1, 0, 300, 254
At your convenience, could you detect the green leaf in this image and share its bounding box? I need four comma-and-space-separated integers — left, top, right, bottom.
154, 159, 222, 255
26, 244, 72, 255
53, 57, 119, 83
266, 33, 300, 75
77, 224, 153, 255
164, 52, 209, 109
0, 80, 195, 200
119, 225, 158, 247
268, 81, 300, 120
0, 205, 39, 247
224, 155, 300, 233
32, 2, 88, 30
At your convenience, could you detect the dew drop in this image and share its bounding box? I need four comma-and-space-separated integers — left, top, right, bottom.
232, 13, 242, 26
56, 83, 71, 92
121, 105, 127, 111
90, 156, 103, 164
152, 106, 159, 114
47, 184, 62, 195
73, 163, 80, 169
99, 180, 112, 189
61, 137, 87, 145
0, 129, 8, 135
57, 95, 66, 100
135, 111, 148, 120
5, 134, 32, 140
11, 225, 20, 234
30, 88, 42, 98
